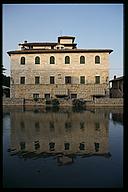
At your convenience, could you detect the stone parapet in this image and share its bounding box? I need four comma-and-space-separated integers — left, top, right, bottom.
3, 97, 123, 107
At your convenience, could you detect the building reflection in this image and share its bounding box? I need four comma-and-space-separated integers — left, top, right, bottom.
8, 108, 111, 165
111, 112, 123, 125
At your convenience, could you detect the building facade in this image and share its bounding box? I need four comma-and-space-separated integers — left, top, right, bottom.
7, 36, 113, 100
109, 75, 123, 98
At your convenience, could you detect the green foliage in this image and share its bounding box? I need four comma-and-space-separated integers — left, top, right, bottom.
2, 74, 10, 87
33, 97, 38, 102
52, 99, 60, 106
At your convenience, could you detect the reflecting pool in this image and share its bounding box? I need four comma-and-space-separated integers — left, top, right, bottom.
3, 107, 123, 188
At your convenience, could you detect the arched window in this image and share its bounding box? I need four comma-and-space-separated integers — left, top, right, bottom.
50, 56, 55, 64
95, 55, 100, 64
65, 56, 70, 64
80, 56, 85, 64
20, 57, 25, 65
35, 56, 40, 64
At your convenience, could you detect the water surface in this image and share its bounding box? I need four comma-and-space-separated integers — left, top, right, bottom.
3, 107, 123, 188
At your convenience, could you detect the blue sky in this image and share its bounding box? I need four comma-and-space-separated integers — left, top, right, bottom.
2, 4, 123, 79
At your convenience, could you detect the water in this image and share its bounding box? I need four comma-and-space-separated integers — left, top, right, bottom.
3, 106, 123, 188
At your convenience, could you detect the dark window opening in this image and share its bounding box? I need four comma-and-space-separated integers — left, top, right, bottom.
50, 56, 55, 64
65, 56, 70, 64
95, 122, 100, 131
94, 142, 99, 152
49, 121, 54, 130
50, 76, 55, 84
35, 122, 40, 132
64, 143, 70, 150
65, 122, 72, 129
49, 142, 55, 151
65, 76, 71, 84
35, 56, 40, 64
80, 121, 85, 129
45, 93, 50, 99
20, 77, 25, 84
20, 142, 25, 150
95, 55, 100, 64
80, 56, 85, 64
80, 76, 85, 84
71, 94, 77, 99
95, 76, 100, 84
79, 143, 85, 150
33, 93, 39, 99
35, 76, 40, 84
21, 57, 25, 65
34, 141, 40, 150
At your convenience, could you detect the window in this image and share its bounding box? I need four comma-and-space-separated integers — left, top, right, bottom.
80, 121, 85, 129
80, 56, 85, 64
35, 122, 40, 132
20, 142, 26, 150
95, 76, 100, 84
95, 55, 100, 64
49, 142, 55, 151
71, 94, 77, 99
45, 93, 50, 99
79, 143, 85, 150
50, 76, 55, 84
33, 93, 39, 99
65, 122, 72, 129
95, 122, 100, 131
20, 57, 25, 65
49, 121, 54, 129
80, 76, 85, 84
35, 56, 40, 64
20, 77, 25, 84
65, 76, 71, 84
20, 121, 25, 129
65, 56, 70, 64
94, 143, 99, 152
35, 76, 40, 84
64, 143, 70, 150
50, 56, 55, 64
34, 141, 40, 150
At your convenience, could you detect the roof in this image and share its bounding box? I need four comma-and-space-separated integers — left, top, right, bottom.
7, 49, 113, 56
19, 42, 57, 46
58, 36, 75, 39
19, 42, 77, 47
109, 76, 123, 82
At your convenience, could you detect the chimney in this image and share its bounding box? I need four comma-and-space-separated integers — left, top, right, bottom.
114, 75, 116, 79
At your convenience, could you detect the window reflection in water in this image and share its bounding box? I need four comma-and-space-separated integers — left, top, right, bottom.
9, 108, 114, 165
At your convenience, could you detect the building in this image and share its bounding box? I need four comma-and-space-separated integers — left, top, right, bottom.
9, 108, 111, 162
2, 86, 10, 98
7, 36, 113, 100
109, 75, 123, 98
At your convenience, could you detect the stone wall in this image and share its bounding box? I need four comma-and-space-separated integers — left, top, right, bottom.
3, 97, 123, 107
86, 98, 123, 107
10, 83, 109, 100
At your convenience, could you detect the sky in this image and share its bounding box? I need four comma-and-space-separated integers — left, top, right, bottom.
2, 4, 123, 80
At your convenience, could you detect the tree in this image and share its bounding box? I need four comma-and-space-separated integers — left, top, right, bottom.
1, 64, 10, 87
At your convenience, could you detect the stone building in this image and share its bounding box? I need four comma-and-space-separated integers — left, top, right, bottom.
109, 75, 123, 98
9, 109, 111, 161
7, 36, 113, 100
